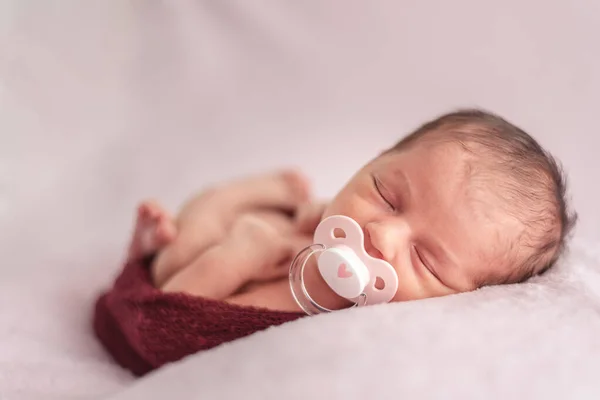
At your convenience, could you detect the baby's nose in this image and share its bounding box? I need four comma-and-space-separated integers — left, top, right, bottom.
364, 220, 410, 261
363, 226, 384, 260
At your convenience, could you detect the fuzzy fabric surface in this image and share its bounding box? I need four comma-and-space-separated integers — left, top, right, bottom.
93, 257, 304, 376
106, 243, 600, 400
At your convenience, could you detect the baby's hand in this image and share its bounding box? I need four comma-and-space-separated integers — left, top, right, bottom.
228, 215, 307, 283
251, 234, 313, 283
295, 201, 328, 234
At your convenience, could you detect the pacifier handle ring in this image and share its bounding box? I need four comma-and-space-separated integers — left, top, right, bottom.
289, 244, 367, 316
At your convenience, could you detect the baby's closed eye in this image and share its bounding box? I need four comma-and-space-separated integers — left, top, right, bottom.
413, 246, 440, 281
372, 174, 397, 211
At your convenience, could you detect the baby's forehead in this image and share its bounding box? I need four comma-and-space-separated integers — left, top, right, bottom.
387, 140, 478, 192
409, 139, 507, 198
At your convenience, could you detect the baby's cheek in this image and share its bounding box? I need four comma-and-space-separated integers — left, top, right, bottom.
388, 252, 437, 301
351, 195, 382, 222
323, 194, 360, 219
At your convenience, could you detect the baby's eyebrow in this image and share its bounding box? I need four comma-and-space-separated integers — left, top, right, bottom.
386, 168, 412, 201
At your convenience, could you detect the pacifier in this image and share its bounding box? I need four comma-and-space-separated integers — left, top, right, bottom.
289, 215, 399, 315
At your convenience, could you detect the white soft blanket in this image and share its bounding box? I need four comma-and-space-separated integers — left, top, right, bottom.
108, 243, 600, 400
1, 1, 599, 399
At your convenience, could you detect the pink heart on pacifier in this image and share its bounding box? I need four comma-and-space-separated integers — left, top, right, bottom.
337, 263, 352, 278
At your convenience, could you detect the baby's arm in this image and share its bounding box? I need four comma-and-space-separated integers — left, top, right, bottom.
161, 215, 294, 300
152, 170, 310, 287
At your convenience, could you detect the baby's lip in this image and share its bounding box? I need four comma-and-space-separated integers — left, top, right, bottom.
364, 229, 385, 260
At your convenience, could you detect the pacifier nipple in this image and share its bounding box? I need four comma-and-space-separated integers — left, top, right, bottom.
289, 215, 399, 315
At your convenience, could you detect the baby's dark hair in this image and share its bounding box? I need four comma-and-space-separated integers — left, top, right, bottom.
392, 109, 577, 285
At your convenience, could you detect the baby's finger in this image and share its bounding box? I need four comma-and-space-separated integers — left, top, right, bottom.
288, 235, 314, 255
260, 263, 291, 282
266, 237, 296, 266
295, 202, 328, 233
250, 210, 295, 233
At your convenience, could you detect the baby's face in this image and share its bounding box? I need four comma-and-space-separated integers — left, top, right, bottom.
322, 141, 515, 301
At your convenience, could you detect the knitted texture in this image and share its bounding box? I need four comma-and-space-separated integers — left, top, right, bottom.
93, 257, 305, 375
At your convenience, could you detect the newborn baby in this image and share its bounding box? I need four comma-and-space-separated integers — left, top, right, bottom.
126, 109, 577, 313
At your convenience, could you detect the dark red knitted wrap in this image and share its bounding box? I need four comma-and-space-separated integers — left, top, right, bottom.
93, 257, 305, 376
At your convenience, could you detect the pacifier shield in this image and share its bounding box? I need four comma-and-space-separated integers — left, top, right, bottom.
289, 215, 399, 315
314, 215, 399, 304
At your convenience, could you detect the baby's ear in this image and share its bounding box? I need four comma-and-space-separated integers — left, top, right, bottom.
294, 202, 328, 234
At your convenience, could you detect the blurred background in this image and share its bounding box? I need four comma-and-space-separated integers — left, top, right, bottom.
0, 1, 599, 397
1, 2, 598, 261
